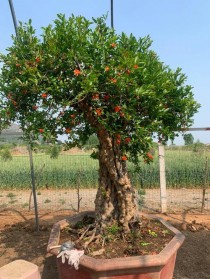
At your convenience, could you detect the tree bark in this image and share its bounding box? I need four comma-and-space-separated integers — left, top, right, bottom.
77, 100, 137, 233
94, 129, 137, 233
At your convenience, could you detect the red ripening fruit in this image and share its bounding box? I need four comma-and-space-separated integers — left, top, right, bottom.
35, 57, 41, 63
105, 66, 110, 72
92, 93, 99, 100
116, 139, 121, 145
110, 78, 117, 83
95, 108, 102, 116
39, 129, 44, 133
114, 106, 121, 113
15, 63, 20, 67
126, 69, 131, 74
134, 64, 138, 69
65, 128, 71, 134
70, 114, 76, 119
32, 106, 38, 110
124, 137, 131, 144
111, 43, 117, 48
74, 69, 81, 76
41, 93, 47, 98
121, 155, 127, 161
146, 152, 154, 160
120, 112, 125, 117
116, 134, 121, 139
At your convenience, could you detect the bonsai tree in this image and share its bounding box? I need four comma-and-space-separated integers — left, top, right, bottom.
0, 15, 199, 235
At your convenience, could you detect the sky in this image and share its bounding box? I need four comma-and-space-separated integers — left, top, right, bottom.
1, 0, 210, 145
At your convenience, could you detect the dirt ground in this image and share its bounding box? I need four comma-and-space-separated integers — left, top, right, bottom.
0, 209, 210, 279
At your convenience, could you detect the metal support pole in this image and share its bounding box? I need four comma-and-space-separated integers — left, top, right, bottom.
8, 0, 19, 38
8, 0, 39, 232
28, 144, 39, 232
111, 0, 114, 28
158, 143, 167, 213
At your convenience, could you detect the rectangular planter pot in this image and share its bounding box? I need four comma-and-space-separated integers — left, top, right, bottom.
47, 211, 185, 279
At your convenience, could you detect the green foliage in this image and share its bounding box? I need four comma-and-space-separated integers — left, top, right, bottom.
44, 199, 51, 203
1, 148, 12, 161
148, 230, 158, 237
6, 192, 16, 198
0, 14, 200, 166
140, 242, 151, 247
22, 202, 29, 208
46, 144, 61, 159
104, 224, 120, 240
183, 133, 194, 145
105, 224, 120, 235
193, 140, 205, 152
83, 134, 99, 150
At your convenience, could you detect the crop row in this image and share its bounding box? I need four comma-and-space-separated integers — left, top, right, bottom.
0, 150, 209, 190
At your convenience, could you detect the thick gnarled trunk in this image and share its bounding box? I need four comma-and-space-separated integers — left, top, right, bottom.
94, 130, 137, 233
77, 101, 137, 232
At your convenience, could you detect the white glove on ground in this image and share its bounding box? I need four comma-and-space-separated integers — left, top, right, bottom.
57, 249, 84, 270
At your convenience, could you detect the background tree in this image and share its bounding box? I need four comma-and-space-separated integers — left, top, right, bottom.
183, 133, 194, 145
0, 15, 200, 234
193, 139, 205, 152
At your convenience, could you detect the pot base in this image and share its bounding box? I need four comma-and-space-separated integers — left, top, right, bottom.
47, 211, 185, 279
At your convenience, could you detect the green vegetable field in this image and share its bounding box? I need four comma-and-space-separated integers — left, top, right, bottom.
0, 150, 209, 190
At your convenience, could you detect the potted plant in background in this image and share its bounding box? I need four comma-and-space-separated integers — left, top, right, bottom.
0, 14, 200, 279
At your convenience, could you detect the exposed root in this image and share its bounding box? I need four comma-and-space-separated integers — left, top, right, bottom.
79, 224, 94, 240
102, 237, 106, 247
70, 214, 141, 251
84, 228, 96, 248
72, 221, 104, 249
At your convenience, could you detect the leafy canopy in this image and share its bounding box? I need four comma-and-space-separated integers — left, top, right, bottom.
0, 14, 200, 164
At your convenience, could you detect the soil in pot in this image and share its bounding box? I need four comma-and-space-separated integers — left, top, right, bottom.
59, 214, 174, 259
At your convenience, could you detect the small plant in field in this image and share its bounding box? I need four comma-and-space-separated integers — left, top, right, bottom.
105, 224, 120, 235
1, 149, 12, 161
140, 242, 151, 247
162, 229, 170, 236
0, 194, 3, 197
37, 191, 41, 195
6, 192, 16, 198
148, 230, 158, 237
59, 199, 65, 205
46, 145, 61, 159
8, 199, 17, 204
44, 199, 51, 203
22, 202, 29, 208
